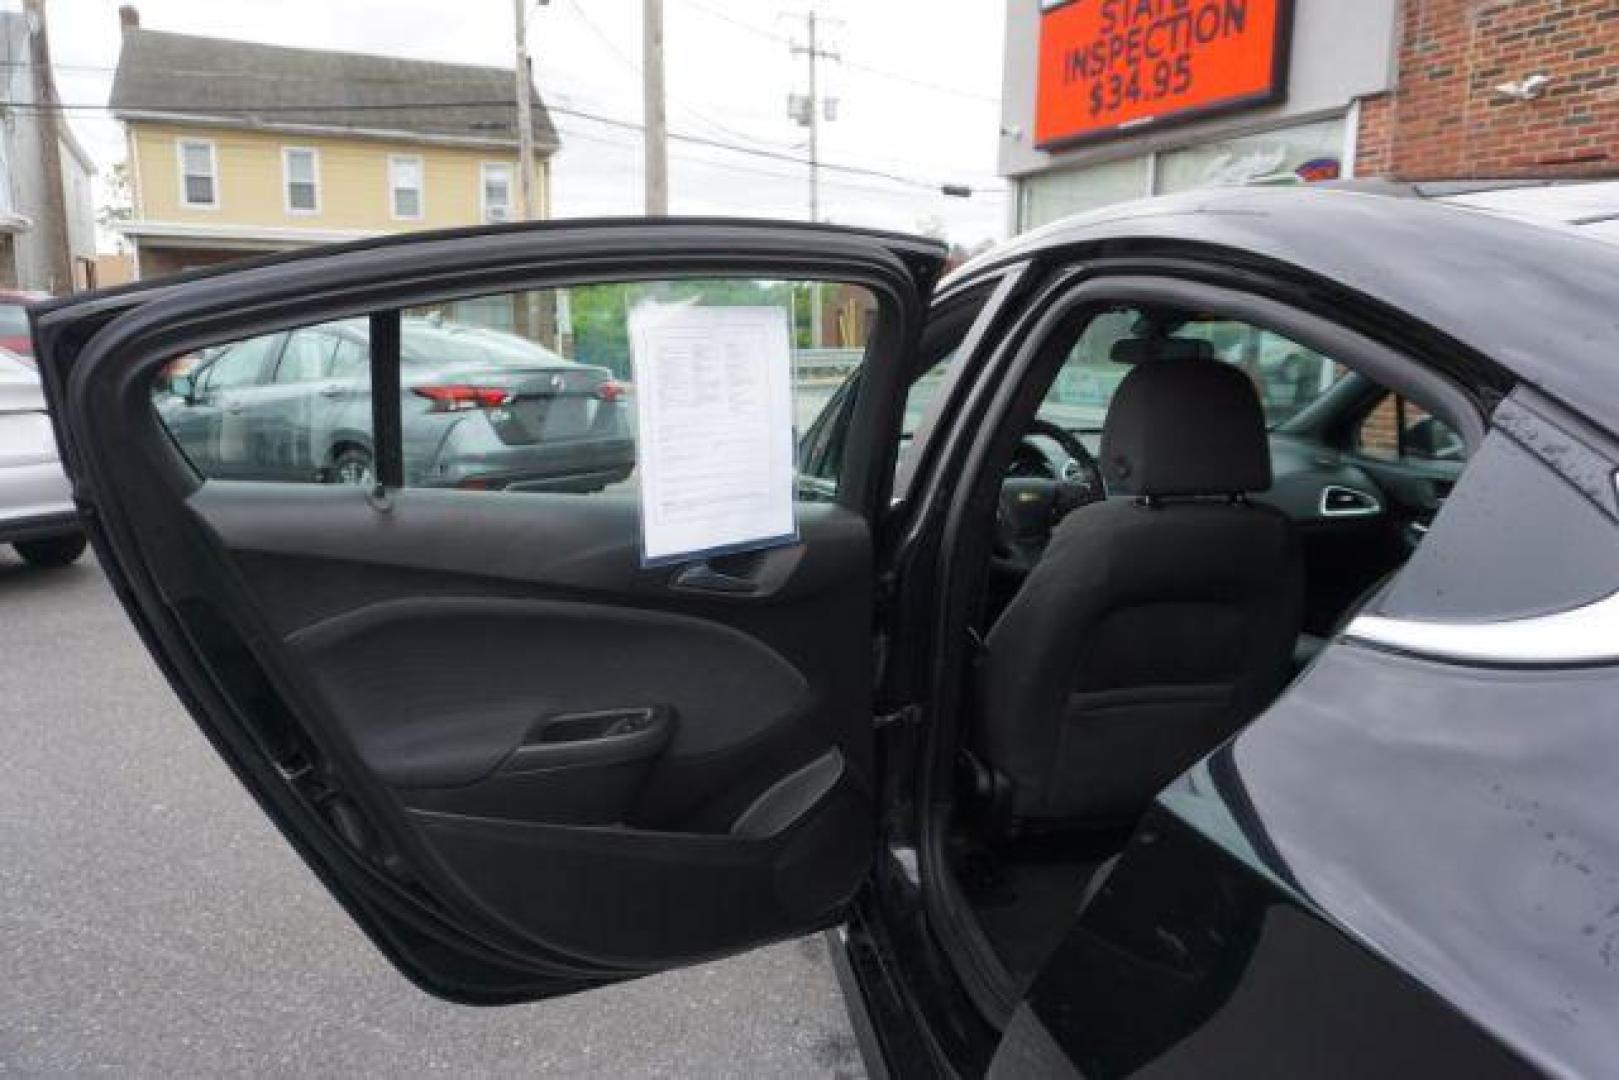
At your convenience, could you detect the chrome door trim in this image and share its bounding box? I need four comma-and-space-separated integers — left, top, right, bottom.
1345, 589, 1619, 666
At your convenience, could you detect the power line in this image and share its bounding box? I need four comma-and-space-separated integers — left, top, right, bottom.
557, 0, 796, 151
552, 100, 997, 191
21, 7, 1006, 105
2, 58, 523, 86
17, 97, 1002, 194
553, 120, 1002, 200
17, 40, 1003, 180
673, 0, 1001, 106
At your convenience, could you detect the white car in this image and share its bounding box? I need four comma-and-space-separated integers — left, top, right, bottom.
0, 346, 84, 566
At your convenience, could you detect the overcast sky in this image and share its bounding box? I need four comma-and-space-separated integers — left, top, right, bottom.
46, 0, 1009, 249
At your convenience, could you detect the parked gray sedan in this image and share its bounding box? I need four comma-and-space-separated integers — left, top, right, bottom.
0, 346, 84, 566
156, 317, 634, 492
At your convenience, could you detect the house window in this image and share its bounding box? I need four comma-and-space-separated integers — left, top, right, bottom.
481, 162, 513, 223
282, 147, 319, 213
389, 155, 423, 220
178, 139, 218, 208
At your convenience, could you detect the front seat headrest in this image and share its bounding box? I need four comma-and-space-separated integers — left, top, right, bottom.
1100, 359, 1271, 497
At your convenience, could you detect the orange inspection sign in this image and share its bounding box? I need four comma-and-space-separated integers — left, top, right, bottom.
1035, 0, 1291, 149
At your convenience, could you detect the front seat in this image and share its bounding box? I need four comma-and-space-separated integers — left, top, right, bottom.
977, 358, 1303, 828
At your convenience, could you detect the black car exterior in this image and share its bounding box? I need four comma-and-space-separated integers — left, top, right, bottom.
33, 188, 1619, 1077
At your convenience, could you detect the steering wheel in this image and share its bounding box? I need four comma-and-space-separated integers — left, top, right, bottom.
992, 419, 1106, 574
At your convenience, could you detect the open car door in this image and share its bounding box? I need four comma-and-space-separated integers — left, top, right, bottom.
36, 220, 943, 1003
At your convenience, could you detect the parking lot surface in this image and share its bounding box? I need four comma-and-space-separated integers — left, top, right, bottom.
0, 551, 863, 1077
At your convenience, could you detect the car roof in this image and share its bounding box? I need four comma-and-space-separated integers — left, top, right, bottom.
1430, 179, 1619, 244
948, 184, 1619, 429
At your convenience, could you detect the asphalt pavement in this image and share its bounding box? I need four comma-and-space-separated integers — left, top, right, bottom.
0, 549, 864, 1077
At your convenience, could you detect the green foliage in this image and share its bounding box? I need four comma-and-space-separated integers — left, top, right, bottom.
567, 278, 817, 378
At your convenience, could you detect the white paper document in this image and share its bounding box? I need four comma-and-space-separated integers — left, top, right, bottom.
629, 302, 798, 564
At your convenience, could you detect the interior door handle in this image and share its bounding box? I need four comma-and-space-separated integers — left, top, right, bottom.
500, 706, 674, 774
671, 561, 761, 595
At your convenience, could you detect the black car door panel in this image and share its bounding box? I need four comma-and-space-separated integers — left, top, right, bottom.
35, 220, 943, 1000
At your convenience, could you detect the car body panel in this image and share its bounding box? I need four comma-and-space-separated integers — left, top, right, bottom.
0, 348, 76, 540
0, 291, 49, 359
950, 185, 1619, 427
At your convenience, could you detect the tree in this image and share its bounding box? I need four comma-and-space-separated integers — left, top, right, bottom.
568, 279, 799, 379
96, 160, 133, 253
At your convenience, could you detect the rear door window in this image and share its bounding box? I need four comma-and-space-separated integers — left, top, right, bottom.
151, 277, 881, 498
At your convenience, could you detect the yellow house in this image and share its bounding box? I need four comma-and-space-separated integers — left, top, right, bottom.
110, 10, 558, 279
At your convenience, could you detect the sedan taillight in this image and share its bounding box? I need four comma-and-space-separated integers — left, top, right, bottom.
413, 385, 514, 412
595, 379, 627, 403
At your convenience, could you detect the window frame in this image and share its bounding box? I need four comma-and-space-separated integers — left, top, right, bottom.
176, 138, 219, 210
281, 146, 321, 216
388, 154, 425, 222
480, 161, 513, 224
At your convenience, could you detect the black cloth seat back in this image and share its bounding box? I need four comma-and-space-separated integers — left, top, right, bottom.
977, 358, 1303, 825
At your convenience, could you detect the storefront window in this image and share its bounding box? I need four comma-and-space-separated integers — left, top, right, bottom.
1016, 116, 1347, 232
1154, 118, 1345, 196
1021, 154, 1150, 228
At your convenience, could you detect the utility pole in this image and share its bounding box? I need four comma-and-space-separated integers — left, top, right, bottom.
788, 10, 838, 345
513, 0, 538, 220
24, 0, 71, 291
643, 0, 668, 215
804, 11, 819, 223
788, 11, 837, 223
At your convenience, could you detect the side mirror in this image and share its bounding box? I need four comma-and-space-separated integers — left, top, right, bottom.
169, 374, 195, 403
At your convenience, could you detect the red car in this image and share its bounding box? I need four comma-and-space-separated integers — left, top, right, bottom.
0, 289, 49, 360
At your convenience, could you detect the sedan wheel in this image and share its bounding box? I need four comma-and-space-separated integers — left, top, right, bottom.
329, 448, 375, 487
13, 533, 87, 568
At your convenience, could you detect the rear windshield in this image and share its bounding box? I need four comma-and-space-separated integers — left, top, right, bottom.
0, 303, 29, 336
399, 319, 570, 368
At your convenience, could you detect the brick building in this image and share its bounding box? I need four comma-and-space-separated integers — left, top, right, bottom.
1000, 0, 1619, 232
1356, 0, 1618, 179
